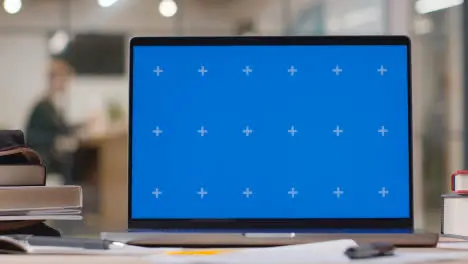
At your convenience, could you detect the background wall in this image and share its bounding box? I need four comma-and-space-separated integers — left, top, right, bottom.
0, 0, 257, 130
0, 34, 48, 129
0, 0, 408, 130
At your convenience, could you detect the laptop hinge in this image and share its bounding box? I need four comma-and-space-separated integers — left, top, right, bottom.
243, 233, 296, 238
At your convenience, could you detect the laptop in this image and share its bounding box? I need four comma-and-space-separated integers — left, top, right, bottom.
102, 36, 438, 247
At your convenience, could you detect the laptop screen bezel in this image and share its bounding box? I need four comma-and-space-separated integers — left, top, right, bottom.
128, 36, 413, 231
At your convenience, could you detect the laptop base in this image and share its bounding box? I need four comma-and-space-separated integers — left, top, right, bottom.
101, 231, 439, 248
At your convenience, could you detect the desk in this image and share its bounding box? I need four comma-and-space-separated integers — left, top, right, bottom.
1, 248, 467, 264
2, 239, 468, 264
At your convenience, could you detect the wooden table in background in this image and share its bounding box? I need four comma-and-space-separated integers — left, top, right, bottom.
79, 130, 128, 232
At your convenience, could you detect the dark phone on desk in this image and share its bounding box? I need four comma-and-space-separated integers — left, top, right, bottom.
345, 242, 395, 259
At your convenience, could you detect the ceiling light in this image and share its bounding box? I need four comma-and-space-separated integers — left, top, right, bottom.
3, 0, 22, 14
159, 0, 177, 18
97, 0, 119, 8
415, 0, 463, 14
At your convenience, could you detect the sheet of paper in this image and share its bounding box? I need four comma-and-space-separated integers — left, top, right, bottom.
438, 242, 468, 249
355, 252, 468, 263
145, 251, 468, 264
143, 240, 468, 264
145, 239, 357, 264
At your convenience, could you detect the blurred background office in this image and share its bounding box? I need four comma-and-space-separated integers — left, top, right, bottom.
0, 0, 464, 235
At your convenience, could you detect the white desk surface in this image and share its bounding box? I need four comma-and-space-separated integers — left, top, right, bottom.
0, 249, 466, 264
1, 238, 467, 264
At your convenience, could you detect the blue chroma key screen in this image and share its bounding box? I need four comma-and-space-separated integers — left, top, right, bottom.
131, 44, 410, 219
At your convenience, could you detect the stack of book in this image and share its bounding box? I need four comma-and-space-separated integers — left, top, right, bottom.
0, 185, 82, 221
441, 170, 468, 238
0, 145, 82, 221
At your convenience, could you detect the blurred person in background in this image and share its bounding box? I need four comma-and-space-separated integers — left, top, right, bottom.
25, 58, 81, 186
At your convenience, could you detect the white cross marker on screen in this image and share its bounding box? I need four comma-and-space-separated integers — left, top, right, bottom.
242, 66, 253, 76
198, 126, 208, 136
243, 188, 253, 198
288, 187, 298, 198
379, 187, 389, 197
332, 65, 343, 75
153, 66, 163, 76
288, 66, 298, 76
242, 126, 253, 136
333, 187, 344, 198
333, 126, 343, 136
288, 125, 298, 136
197, 188, 208, 198
152, 126, 163, 136
198, 65, 208, 76
377, 65, 387, 76
152, 188, 162, 199
378, 126, 388, 136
